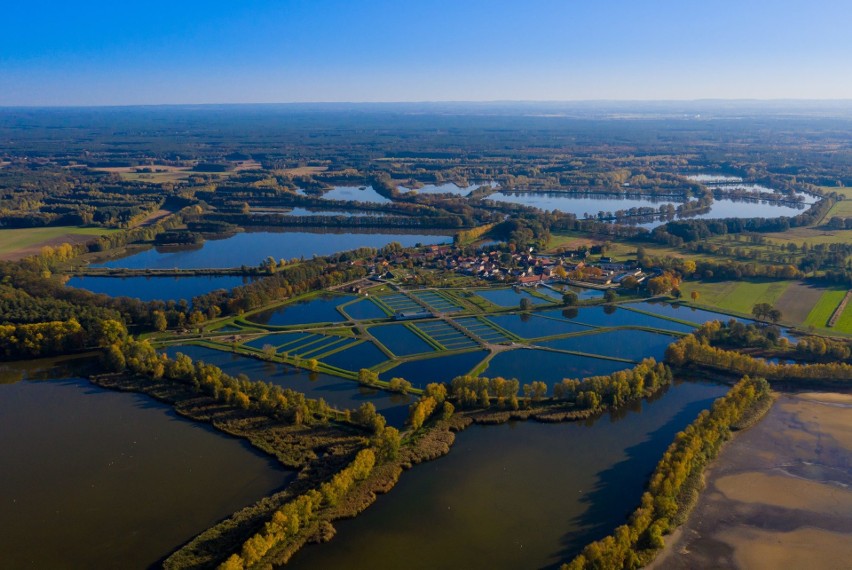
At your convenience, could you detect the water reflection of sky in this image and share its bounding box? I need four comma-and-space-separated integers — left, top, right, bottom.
489, 191, 809, 230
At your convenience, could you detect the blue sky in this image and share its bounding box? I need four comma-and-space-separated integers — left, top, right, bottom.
2, 0, 851, 105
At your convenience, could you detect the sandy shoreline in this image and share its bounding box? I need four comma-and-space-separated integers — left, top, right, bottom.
649, 392, 852, 570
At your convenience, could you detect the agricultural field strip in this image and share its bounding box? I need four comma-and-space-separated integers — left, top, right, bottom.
827, 291, 852, 327
679, 280, 791, 315
825, 198, 852, 220
0, 226, 119, 257
773, 282, 827, 325
829, 298, 852, 334
804, 289, 847, 328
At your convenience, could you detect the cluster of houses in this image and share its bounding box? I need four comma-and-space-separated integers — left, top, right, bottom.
350, 244, 646, 290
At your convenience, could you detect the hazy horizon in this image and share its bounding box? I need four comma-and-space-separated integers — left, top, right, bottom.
4, 98, 852, 109
4, 1, 852, 106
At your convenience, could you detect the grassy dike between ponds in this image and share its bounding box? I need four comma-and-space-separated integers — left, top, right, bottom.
561, 375, 774, 570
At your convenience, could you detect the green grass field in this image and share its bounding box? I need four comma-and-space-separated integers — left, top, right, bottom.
820, 185, 852, 199
680, 280, 792, 315
764, 226, 852, 247
0, 226, 115, 258
824, 200, 852, 220
831, 301, 852, 334
804, 289, 847, 329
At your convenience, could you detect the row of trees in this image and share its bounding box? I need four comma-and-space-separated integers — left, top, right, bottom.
795, 335, 852, 361
553, 359, 673, 409
444, 358, 671, 412
113, 338, 341, 425
191, 259, 367, 316
666, 332, 852, 383
454, 222, 497, 245
407, 393, 454, 430
564, 376, 772, 570
636, 248, 801, 282
220, 449, 376, 570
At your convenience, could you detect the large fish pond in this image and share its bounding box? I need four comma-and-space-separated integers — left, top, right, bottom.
488, 191, 810, 229
90, 229, 452, 270
0, 357, 292, 569
65, 274, 256, 301
287, 379, 729, 570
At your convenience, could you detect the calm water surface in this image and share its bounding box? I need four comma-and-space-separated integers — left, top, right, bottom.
318, 185, 390, 204
92, 230, 451, 269
475, 288, 555, 307
400, 182, 494, 196
538, 329, 677, 362
379, 350, 488, 387
66, 274, 252, 301
485, 348, 631, 385
287, 380, 728, 570
489, 192, 808, 228
249, 294, 355, 326
0, 358, 291, 569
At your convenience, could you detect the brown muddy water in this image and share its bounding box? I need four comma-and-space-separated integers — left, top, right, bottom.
0, 357, 294, 569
